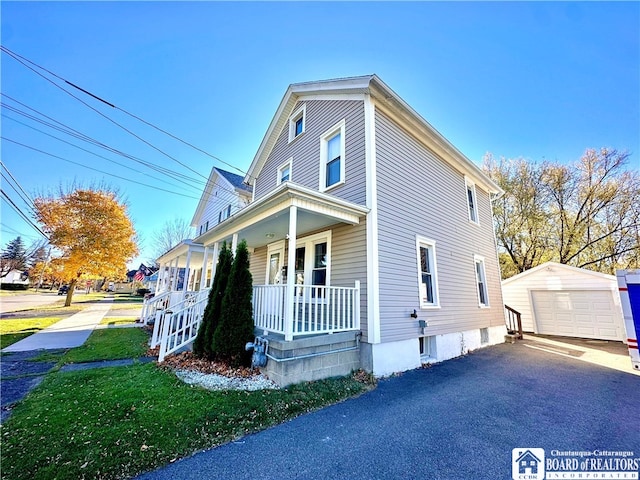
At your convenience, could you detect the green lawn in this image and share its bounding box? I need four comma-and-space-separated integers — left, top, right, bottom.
1, 361, 372, 480
100, 316, 138, 326
0, 316, 66, 349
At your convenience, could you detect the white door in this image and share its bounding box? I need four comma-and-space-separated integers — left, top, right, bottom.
531, 290, 623, 341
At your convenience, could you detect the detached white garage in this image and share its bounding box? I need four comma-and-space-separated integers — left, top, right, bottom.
502, 262, 625, 341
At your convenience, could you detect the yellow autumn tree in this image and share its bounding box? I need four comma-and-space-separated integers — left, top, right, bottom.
34, 188, 139, 306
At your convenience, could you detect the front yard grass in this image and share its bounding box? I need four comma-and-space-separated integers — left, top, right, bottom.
1, 362, 372, 480
0, 316, 67, 349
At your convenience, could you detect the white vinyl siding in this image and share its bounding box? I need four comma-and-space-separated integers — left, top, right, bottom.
253, 100, 366, 206
374, 108, 504, 343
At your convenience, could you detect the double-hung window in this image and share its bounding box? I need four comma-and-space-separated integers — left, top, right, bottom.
277, 158, 292, 185
416, 236, 439, 308
288, 105, 306, 143
218, 205, 231, 223
465, 178, 479, 224
320, 119, 346, 191
474, 255, 489, 307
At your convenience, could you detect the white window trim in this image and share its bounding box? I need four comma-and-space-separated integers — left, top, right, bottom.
296, 230, 332, 288
288, 104, 306, 143
415, 235, 440, 309
474, 254, 489, 308
265, 240, 285, 284
319, 119, 346, 192
277, 158, 293, 185
465, 177, 480, 225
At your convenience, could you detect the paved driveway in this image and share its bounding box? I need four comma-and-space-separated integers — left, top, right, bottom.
137, 341, 640, 480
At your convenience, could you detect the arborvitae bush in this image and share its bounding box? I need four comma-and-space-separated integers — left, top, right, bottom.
193, 242, 233, 359
211, 239, 254, 366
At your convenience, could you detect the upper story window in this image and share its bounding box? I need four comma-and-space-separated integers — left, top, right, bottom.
218, 205, 231, 224
277, 158, 292, 185
465, 177, 479, 224
319, 119, 346, 192
474, 255, 489, 307
288, 104, 306, 143
416, 236, 439, 308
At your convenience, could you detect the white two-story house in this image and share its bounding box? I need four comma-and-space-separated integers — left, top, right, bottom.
151, 75, 507, 386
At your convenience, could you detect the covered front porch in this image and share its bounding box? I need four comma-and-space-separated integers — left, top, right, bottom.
200, 182, 369, 341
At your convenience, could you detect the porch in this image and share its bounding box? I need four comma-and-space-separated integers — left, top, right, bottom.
253, 282, 360, 340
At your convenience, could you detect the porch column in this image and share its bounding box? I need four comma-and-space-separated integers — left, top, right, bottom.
285, 205, 297, 341
232, 233, 238, 254
182, 249, 192, 293
210, 242, 219, 287
155, 262, 164, 293
171, 257, 179, 291
200, 246, 209, 290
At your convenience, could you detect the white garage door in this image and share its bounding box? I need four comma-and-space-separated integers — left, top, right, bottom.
531, 290, 622, 341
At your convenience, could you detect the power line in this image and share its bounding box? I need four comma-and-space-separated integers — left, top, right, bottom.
0, 161, 36, 210
2, 113, 203, 195
1, 46, 210, 183
2, 137, 202, 201
0, 189, 48, 239
0, 46, 249, 179
1, 96, 205, 188
1, 95, 249, 199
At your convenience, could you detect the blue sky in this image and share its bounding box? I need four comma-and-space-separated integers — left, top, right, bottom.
1, 1, 638, 269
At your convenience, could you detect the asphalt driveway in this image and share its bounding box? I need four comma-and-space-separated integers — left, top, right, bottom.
137, 340, 640, 480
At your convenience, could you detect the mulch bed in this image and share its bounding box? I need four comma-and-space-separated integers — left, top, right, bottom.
153, 351, 259, 378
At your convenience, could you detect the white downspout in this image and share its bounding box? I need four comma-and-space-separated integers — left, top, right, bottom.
285, 205, 298, 341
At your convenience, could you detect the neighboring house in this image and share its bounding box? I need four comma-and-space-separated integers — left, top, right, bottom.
192, 167, 252, 237
0, 269, 29, 287
147, 74, 506, 385
502, 262, 625, 341
154, 168, 251, 294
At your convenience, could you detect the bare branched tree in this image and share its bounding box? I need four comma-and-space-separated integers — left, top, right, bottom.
149, 217, 194, 263
484, 148, 640, 278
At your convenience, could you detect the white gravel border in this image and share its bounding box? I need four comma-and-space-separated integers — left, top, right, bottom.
174, 369, 280, 391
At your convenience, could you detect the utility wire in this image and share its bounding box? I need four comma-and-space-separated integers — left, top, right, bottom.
1, 96, 249, 199
0, 46, 249, 179
0, 160, 36, 210
1, 171, 35, 214
2, 114, 203, 195
1, 46, 210, 182
0, 189, 48, 239
2, 137, 202, 201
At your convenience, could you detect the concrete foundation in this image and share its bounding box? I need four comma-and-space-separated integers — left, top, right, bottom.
256, 330, 361, 387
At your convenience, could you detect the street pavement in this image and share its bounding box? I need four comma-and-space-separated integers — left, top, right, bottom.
0, 292, 64, 314
136, 341, 640, 480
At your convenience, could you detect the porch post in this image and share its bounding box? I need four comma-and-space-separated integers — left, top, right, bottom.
155, 263, 164, 294
285, 205, 297, 341
183, 249, 192, 293
200, 246, 209, 290
210, 242, 219, 287
232, 233, 238, 254
171, 257, 179, 291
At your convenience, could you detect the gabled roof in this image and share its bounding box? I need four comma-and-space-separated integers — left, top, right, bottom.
502, 261, 616, 286
191, 167, 251, 227
217, 168, 251, 193
244, 74, 503, 196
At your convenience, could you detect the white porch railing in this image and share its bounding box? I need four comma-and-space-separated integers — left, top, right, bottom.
141, 291, 171, 326
150, 288, 210, 349
158, 296, 208, 362
253, 282, 360, 339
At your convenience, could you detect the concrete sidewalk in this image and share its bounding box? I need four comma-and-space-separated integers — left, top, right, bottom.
2, 298, 114, 352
